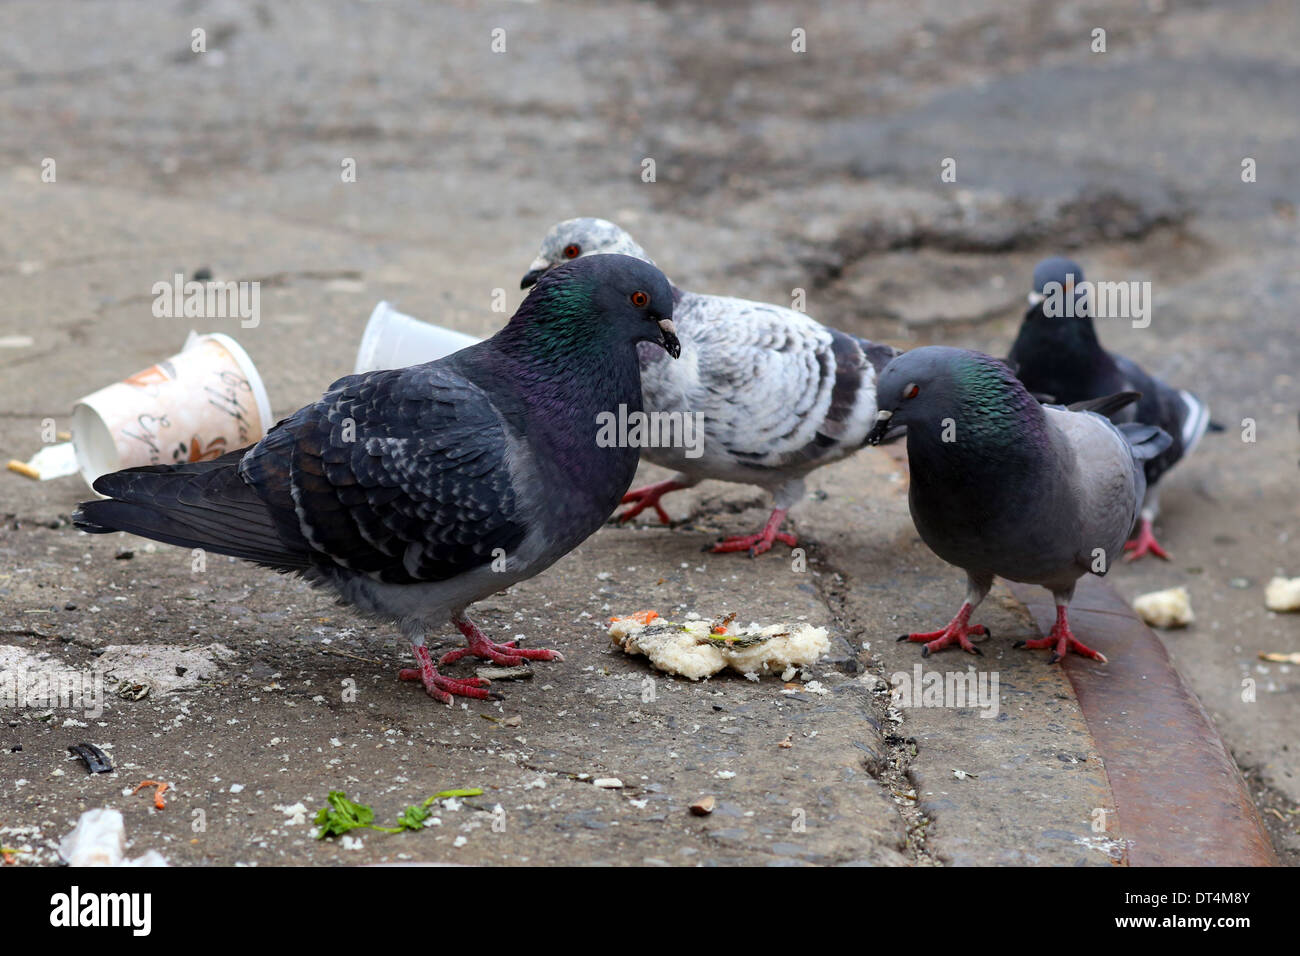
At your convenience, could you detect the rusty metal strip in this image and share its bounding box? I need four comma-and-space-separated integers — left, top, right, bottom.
1007, 577, 1279, 867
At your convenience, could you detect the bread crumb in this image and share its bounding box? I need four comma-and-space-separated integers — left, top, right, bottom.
1265, 576, 1300, 612
609, 613, 829, 680
1133, 586, 1194, 628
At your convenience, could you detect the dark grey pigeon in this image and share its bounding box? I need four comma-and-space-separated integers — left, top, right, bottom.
75, 255, 680, 704
866, 346, 1171, 663
521, 218, 899, 556
1007, 257, 1213, 561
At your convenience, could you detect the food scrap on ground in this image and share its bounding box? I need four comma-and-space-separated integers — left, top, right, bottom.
609, 610, 830, 680
132, 780, 170, 810
1259, 651, 1300, 665
609, 609, 660, 626
1264, 576, 1300, 612
689, 796, 716, 816
314, 788, 484, 840
1133, 586, 1195, 629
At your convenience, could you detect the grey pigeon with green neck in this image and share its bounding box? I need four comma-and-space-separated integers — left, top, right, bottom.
75, 255, 680, 704
866, 346, 1170, 663
522, 217, 898, 556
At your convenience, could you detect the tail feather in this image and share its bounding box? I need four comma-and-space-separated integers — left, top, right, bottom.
1119, 422, 1173, 462
1177, 389, 1212, 456
1067, 390, 1141, 417
74, 458, 310, 571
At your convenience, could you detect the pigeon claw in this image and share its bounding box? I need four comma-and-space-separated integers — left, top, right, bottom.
709, 508, 797, 557
617, 479, 688, 526
905, 623, 987, 656
401, 645, 497, 704
1016, 607, 1108, 664
440, 640, 564, 668
1123, 518, 1170, 562
1017, 633, 1107, 664
901, 601, 987, 655
443, 618, 565, 668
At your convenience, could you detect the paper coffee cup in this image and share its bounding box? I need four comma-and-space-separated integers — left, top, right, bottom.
353, 301, 482, 373
72, 331, 273, 492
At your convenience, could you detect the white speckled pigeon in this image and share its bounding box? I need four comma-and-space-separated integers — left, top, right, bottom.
1007, 257, 1214, 561
521, 217, 898, 556
75, 255, 680, 704
866, 346, 1171, 663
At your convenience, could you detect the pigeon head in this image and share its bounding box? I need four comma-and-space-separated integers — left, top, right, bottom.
1027, 256, 1089, 317
516, 253, 679, 358
866, 346, 1036, 445
521, 218, 655, 289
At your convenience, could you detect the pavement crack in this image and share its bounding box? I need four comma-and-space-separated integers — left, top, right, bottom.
799, 534, 939, 865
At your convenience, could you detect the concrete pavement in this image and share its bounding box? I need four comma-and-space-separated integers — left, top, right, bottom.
2, 0, 1297, 865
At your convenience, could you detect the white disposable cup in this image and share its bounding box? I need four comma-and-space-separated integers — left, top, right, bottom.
72, 331, 273, 493
354, 301, 482, 373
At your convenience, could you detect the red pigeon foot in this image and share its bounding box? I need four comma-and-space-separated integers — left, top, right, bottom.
1014, 605, 1108, 664
437, 618, 564, 668
618, 478, 689, 525
1123, 517, 1170, 562
710, 508, 797, 557
898, 601, 987, 656
400, 644, 498, 704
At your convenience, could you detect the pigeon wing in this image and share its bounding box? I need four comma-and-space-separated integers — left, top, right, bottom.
240, 363, 529, 585
660, 293, 893, 469
1110, 353, 1210, 483
1044, 406, 1145, 574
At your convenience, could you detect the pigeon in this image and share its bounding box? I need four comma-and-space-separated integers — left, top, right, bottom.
520, 217, 898, 556
1007, 257, 1213, 561
74, 255, 680, 704
865, 346, 1171, 662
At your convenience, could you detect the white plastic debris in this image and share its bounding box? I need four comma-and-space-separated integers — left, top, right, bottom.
58, 808, 168, 867
13, 441, 80, 480
58, 809, 124, 866
1265, 577, 1300, 612
274, 802, 309, 825
1133, 586, 1194, 629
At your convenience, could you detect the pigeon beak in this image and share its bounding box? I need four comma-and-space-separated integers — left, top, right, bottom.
520, 257, 550, 289
865, 408, 894, 445
657, 318, 681, 359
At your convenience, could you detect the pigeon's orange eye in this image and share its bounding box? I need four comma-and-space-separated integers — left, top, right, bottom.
630, 290, 649, 308
903, 383, 920, 399
563, 244, 581, 259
